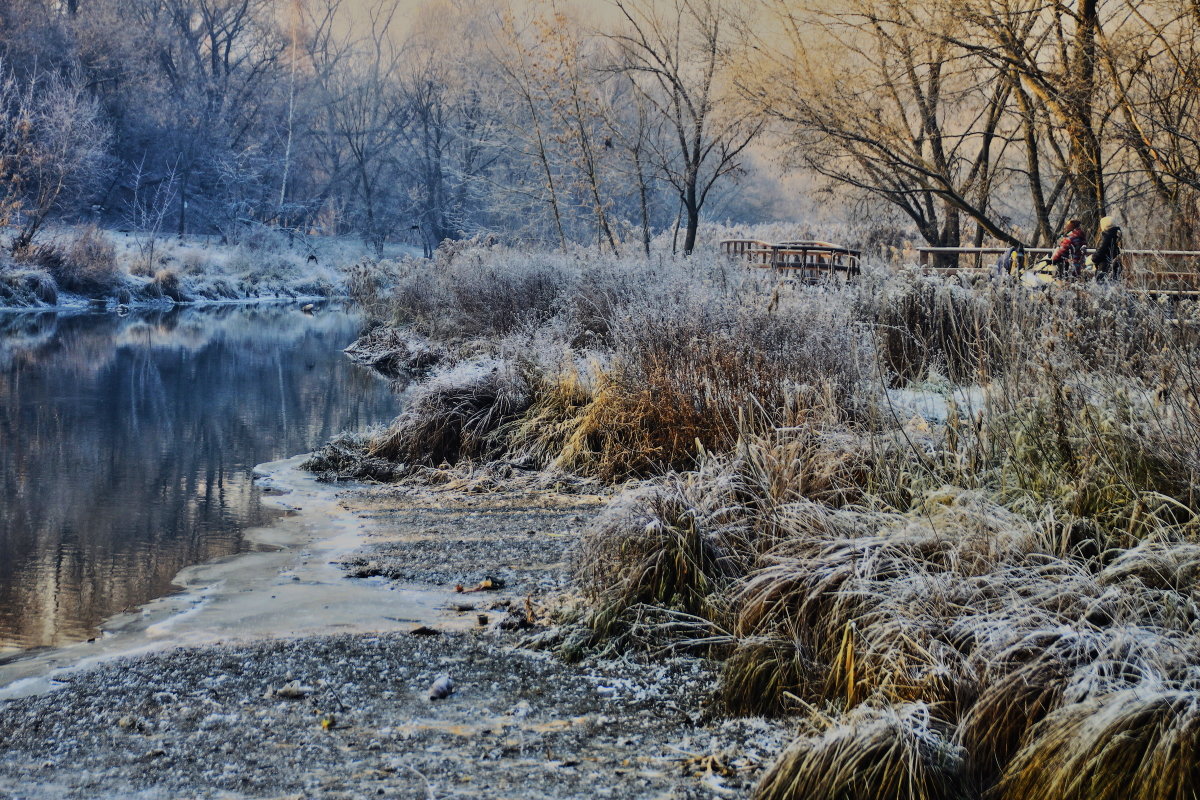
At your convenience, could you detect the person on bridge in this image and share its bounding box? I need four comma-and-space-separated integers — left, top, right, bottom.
1092, 215, 1123, 281
1051, 219, 1089, 279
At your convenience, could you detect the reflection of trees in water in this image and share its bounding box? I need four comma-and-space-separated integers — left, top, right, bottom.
0, 306, 398, 651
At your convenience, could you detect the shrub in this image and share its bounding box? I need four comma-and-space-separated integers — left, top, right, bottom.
302, 431, 404, 483
342, 326, 443, 376
861, 272, 1005, 384
18, 226, 122, 295
150, 268, 187, 301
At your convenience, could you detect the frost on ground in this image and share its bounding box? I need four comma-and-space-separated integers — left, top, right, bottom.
0, 632, 788, 800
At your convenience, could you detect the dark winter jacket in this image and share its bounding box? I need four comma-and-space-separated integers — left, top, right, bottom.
1093, 226, 1122, 268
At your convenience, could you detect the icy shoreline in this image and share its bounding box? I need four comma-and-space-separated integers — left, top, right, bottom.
0, 455, 463, 698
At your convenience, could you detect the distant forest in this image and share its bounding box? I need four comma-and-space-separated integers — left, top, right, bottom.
3, 0, 1200, 255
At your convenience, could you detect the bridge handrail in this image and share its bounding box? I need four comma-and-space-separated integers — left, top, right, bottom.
720, 238, 862, 281
721, 239, 861, 257
917, 246, 1200, 266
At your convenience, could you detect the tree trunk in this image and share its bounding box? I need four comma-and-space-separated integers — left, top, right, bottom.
932, 204, 961, 268
1067, 0, 1104, 234
177, 169, 189, 236
682, 182, 699, 255
636, 148, 651, 256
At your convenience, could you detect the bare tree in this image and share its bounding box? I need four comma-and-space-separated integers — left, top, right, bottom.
599, 66, 663, 255
124, 155, 180, 270
752, 0, 1020, 259
398, 4, 505, 248
536, 3, 621, 253
1098, 0, 1200, 245
930, 0, 1114, 236
608, 0, 762, 254
0, 63, 110, 254
309, 0, 410, 255
490, 7, 571, 249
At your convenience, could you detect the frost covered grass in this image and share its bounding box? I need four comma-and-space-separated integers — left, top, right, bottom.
326, 242, 1200, 799
0, 224, 386, 307
336, 244, 866, 480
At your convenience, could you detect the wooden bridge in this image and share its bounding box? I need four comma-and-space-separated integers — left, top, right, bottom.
722, 239, 1200, 295
720, 240, 860, 282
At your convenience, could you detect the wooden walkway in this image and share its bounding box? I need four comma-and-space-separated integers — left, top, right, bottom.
722, 239, 1200, 296
720, 239, 860, 282
916, 246, 1200, 293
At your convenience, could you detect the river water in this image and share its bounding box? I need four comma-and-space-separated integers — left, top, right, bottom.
0, 304, 399, 656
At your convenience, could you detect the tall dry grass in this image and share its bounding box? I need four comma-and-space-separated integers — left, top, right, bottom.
331, 244, 1200, 798
344, 250, 869, 481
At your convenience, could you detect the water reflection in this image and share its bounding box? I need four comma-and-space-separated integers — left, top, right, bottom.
0, 305, 398, 654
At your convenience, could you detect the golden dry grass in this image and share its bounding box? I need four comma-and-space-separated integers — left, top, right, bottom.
995, 689, 1200, 800
753, 703, 964, 800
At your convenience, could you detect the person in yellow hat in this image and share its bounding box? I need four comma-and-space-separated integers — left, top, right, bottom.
1092, 215, 1122, 281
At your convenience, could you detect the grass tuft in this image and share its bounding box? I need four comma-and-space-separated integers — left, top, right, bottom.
995, 689, 1200, 800
574, 472, 750, 637
368, 360, 530, 466
17, 226, 123, 295
719, 637, 821, 716
753, 703, 964, 800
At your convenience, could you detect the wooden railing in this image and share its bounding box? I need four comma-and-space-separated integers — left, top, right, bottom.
917, 247, 1053, 267
720, 239, 861, 282
916, 246, 1200, 292
727, 240, 1200, 294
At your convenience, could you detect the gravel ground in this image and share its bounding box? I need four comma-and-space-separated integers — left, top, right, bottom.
336, 484, 591, 598
0, 477, 790, 799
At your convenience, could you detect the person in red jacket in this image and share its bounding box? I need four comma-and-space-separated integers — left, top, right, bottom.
1051, 219, 1089, 278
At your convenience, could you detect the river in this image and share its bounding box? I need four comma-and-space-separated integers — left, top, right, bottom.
0, 303, 399, 657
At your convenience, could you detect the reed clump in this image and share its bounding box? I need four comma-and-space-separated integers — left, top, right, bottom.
354, 252, 867, 480
863, 272, 1006, 384
719, 637, 822, 716
368, 359, 531, 466
995, 689, 1200, 800
573, 466, 751, 637
16, 225, 124, 295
